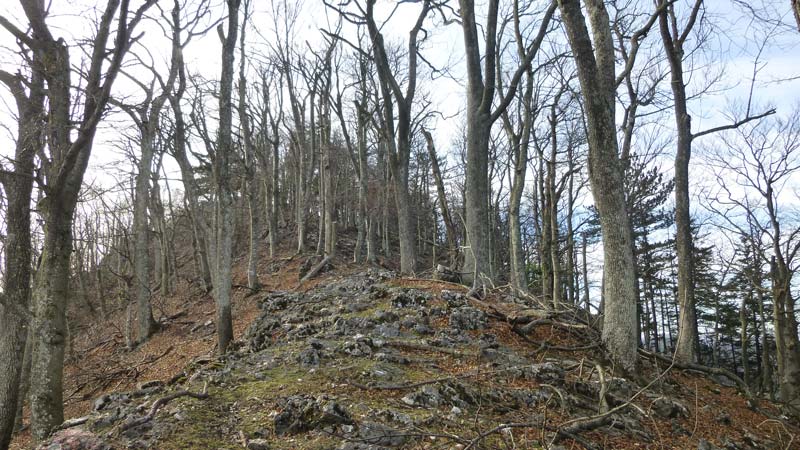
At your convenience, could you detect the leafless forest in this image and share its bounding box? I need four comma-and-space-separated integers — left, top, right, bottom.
1, 0, 800, 448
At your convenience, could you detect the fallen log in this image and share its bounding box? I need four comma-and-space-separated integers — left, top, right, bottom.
298, 256, 332, 284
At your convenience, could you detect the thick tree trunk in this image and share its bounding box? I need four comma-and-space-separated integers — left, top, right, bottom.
558, 0, 639, 373
772, 260, 800, 410
29, 206, 72, 439
391, 152, 417, 273
463, 111, 492, 285
0, 67, 41, 449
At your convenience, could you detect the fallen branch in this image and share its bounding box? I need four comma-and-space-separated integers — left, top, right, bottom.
639, 348, 754, 400
511, 325, 600, 353
551, 415, 611, 447
298, 256, 332, 284
119, 382, 209, 431
56, 416, 90, 430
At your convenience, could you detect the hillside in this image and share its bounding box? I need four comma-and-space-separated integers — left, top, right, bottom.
12, 246, 798, 450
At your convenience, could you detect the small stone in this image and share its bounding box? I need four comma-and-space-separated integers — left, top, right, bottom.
652, 397, 688, 419
247, 438, 271, 450
358, 422, 408, 447
402, 385, 443, 407
715, 411, 731, 425
93, 395, 110, 411
297, 347, 322, 367
136, 380, 164, 390
375, 323, 400, 338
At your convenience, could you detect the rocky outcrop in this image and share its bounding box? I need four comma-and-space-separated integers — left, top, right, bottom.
38, 269, 792, 450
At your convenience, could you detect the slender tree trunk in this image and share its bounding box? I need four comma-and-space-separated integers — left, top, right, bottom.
582, 233, 590, 312
269, 139, 280, 257
133, 129, 158, 342
423, 130, 458, 267
238, 7, 260, 291
758, 286, 774, 398
212, 0, 241, 354
740, 290, 751, 386
355, 93, 370, 263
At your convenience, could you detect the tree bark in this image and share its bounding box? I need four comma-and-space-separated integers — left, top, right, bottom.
212, 0, 241, 354
658, 1, 699, 364
363, 0, 429, 274
14, 0, 154, 438
0, 66, 43, 450
423, 129, 458, 267
238, 3, 260, 291
557, 0, 639, 373
133, 127, 159, 342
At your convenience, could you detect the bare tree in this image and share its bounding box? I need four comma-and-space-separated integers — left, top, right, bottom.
0, 56, 44, 450
457, 0, 556, 287
237, 0, 260, 291
658, 0, 776, 364
212, 0, 240, 354
556, 0, 645, 372
707, 107, 800, 413
0, 0, 154, 438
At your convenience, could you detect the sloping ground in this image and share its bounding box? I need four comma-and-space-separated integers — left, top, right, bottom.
10, 241, 361, 450
33, 269, 798, 450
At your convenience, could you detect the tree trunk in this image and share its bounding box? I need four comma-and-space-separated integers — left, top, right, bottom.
659, 7, 698, 365
582, 233, 590, 311
212, 0, 240, 354
423, 129, 458, 267
0, 67, 41, 447
758, 287, 774, 398
29, 205, 72, 439
558, 0, 638, 373
463, 109, 492, 286
238, 9, 260, 291
740, 290, 751, 386
269, 139, 280, 257
133, 130, 158, 342
772, 258, 800, 410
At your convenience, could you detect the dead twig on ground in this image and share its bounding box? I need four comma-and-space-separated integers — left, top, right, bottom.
119, 382, 209, 432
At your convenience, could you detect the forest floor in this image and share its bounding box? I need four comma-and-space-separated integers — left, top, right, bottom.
10, 237, 800, 450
